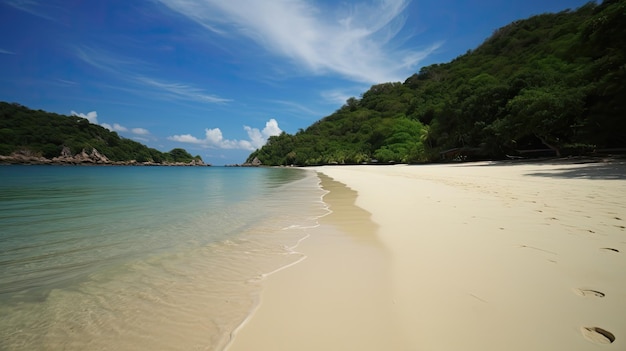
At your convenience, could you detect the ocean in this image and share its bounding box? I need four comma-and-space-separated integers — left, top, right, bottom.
0, 165, 327, 350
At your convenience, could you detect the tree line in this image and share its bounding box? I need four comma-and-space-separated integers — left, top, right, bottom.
247, 0, 625, 165
0, 102, 202, 164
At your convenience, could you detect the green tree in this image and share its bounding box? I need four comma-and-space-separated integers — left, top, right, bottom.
246, 0, 624, 165
503, 86, 585, 156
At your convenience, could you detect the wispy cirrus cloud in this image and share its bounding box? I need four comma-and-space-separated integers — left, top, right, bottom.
136, 76, 231, 104
156, 0, 441, 83
75, 46, 231, 104
168, 119, 282, 151
270, 99, 321, 117
3, 0, 57, 21
75, 46, 144, 74
0, 48, 16, 55
55, 79, 77, 86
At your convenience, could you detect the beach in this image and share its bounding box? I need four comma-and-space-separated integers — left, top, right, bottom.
227, 160, 626, 351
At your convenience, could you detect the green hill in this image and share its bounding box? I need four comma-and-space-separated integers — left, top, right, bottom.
247, 0, 625, 165
0, 102, 204, 165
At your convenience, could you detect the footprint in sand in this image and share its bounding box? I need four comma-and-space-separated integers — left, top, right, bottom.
519, 245, 557, 255
573, 288, 605, 298
581, 326, 615, 344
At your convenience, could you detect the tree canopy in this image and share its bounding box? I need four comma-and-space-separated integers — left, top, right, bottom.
247, 0, 625, 165
0, 102, 202, 164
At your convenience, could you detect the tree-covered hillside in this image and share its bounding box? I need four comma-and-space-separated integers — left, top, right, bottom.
0, 102, 203, 164
247, 0, 625, 166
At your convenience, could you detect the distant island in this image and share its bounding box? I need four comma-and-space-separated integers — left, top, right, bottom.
0, 102, 208, 166
246, 0, 625, 166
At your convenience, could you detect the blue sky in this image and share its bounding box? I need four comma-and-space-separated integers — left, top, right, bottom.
0, 0, 593, 165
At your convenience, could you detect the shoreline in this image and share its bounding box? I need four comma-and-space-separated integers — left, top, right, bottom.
227, 173, 404, 350
227, 161, 625, 350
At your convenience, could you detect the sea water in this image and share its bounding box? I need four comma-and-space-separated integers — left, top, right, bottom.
0, 165, 327, 350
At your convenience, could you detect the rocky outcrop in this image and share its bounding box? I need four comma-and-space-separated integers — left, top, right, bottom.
186, 158, 206, 166
0, 149, 51, 164
50, 147, 111, 164
138, 159, 206, 166
228, 157, 262, 167
0, 148, 209, 166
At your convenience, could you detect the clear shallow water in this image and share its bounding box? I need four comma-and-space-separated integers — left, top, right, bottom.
0, 165, 326, 350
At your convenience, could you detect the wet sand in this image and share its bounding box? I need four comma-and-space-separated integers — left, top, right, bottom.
228, 160, 626, 350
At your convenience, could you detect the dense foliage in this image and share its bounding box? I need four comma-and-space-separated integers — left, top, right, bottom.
0, 102, 202, 163
248, 0, 625, 165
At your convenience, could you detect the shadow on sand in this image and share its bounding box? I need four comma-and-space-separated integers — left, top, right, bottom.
452, 157, 626, 180
523, 161, 626, 180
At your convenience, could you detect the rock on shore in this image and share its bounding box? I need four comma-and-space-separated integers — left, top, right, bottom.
0, 147, 209, 166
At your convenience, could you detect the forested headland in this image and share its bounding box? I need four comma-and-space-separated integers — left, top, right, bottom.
0, 102, 205, 165
247, 0, 625, 166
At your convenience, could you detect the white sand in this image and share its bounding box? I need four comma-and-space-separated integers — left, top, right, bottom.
228, 160, 626, 351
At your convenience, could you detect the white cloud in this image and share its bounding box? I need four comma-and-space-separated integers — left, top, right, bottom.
0, 48, 16, 55
132, 127, 150, 135
168, 134, 203, 144
100, 122, 127, 132
157, 0, 441, 83
168, 128, 252, 149
72, 110, 150, 136
321, 88, 365, 106
244, 118, 282, 149
168, 119, 282, 151
71, 110, 98, 124
113, 123, 128, 132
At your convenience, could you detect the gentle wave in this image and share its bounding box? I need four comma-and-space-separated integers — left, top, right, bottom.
0, 166, 327, 350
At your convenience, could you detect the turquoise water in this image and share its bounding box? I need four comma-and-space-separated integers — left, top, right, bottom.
0, 165, 326, 350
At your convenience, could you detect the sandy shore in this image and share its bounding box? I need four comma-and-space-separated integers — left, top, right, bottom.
227, 160, 626, 350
